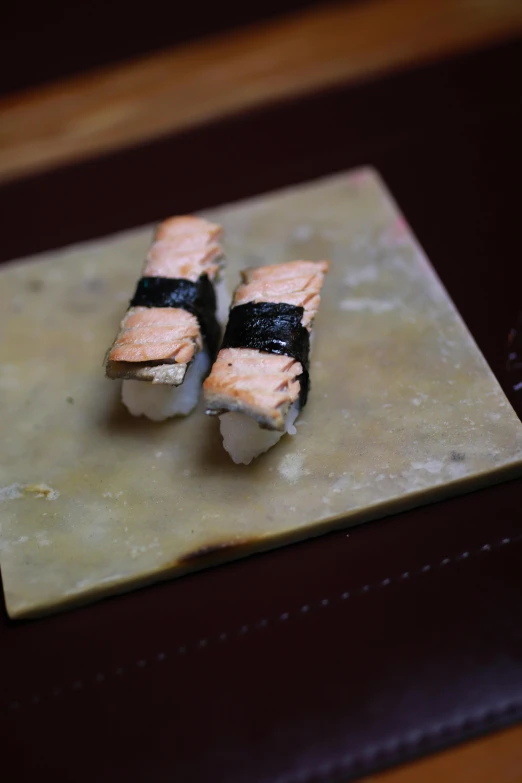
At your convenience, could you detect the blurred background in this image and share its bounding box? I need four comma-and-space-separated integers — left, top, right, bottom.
2, 0, 522, 188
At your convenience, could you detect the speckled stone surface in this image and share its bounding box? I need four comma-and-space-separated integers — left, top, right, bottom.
1, 168, 522, 619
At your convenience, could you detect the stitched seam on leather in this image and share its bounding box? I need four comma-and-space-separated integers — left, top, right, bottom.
275, 699, 522, 783
3, 532, 522, 715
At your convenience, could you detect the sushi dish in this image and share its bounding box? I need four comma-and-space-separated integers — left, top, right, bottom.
203, 259, 329, 463
105, 215, 227, 420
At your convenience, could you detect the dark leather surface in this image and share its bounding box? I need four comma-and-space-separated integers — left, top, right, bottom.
1, 39, 522, 782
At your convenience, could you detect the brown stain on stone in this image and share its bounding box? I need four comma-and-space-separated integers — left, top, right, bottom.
23, 483, 59, 499
179, 537, 258, 564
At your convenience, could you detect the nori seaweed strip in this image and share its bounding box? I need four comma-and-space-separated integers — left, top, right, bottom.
130, 275, 220, 358
220, 302, 310, 406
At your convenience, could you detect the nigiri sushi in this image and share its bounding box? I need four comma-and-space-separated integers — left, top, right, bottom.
105, 215, 228, 420
203, 259, 329, 463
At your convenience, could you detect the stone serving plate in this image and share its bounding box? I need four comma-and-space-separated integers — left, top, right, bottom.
1, 169, 521, 619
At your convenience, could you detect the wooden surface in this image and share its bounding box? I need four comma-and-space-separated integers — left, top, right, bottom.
1, 0, 522, 779
365, 725, 522, 783
1, 0, 522, 183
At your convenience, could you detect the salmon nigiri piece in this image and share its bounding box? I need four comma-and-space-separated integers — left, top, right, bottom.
104, 215, 227, 420
203, 259, 329, 463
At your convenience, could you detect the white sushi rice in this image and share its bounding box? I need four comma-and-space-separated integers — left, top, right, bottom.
121, 277, 229, 422
122, 349, 211, 421
218, 324, 311, 464
219, 401, 300, 465
215, 276, 230, 327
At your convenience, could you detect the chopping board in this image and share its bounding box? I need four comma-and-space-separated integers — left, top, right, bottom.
1, 168, 521, 619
